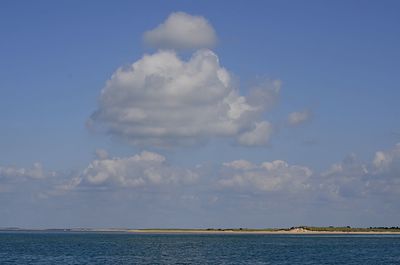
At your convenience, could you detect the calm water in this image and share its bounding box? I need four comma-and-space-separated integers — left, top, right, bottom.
0, 232, 399, 264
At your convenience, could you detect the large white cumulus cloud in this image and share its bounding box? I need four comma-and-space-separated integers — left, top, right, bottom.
90, 49, 279, 146
143, 12, 217, 50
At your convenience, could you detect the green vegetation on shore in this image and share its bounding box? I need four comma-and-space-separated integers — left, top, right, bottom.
294, 226, 400, 232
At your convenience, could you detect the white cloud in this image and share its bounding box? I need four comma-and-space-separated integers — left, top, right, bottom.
237, 121, 273, 146
95, 149, 109, 160
75, 151, 197, 189
319, 154, 369, 199
219, 159, 312, 192
3, 144, 399, 224
223, 160, 255, 170
52, 176, 82, 194
218, 144, 400, 198
288, 110, 311, 126
372, 143, 400, 172
247, 80, 281, 110
90, 49, 279, 146
143, 12, 217, 50
0, 163, 56, 194
0, 162, 52, 180
319, 144, 400, 199
369, 143, 400, 195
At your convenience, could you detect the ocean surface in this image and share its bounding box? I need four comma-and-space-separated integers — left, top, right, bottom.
0, 232, 399, 264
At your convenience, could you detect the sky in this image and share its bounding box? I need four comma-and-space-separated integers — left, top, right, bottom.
1, 0, 400, 229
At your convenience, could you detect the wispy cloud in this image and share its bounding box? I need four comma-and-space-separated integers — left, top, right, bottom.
287, 110, 312, 126
0, 163, 54, 181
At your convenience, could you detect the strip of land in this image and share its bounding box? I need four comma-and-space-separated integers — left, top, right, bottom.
2, 226, 400, 234
129, 227, 400, 234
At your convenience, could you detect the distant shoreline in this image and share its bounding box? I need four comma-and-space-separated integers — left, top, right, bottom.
128, 229, 400, 235
2, 227, 400, 235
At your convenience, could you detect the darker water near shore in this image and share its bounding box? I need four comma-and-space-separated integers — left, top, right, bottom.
1, 232, 400, 264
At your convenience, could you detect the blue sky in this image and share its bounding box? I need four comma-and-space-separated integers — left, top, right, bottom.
1, 0, 400, 228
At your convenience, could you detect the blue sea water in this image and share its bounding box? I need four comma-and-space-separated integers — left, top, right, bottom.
0, 232, 399, 264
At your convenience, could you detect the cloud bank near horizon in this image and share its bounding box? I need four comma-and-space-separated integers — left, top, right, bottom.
1, 143, 399, 227
3, 143, 398, 200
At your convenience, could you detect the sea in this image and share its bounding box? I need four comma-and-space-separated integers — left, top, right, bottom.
0, 232, 399, 264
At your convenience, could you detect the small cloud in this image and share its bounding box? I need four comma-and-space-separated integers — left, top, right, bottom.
95, 149, 109, 160
287, 110, 312, 126
237, 121, 273, 146
0, 162, 50, 180
247, 79, 281, 111
143, 12, 217, 50
223, 160, 255, 170
372, 143, 400, 173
